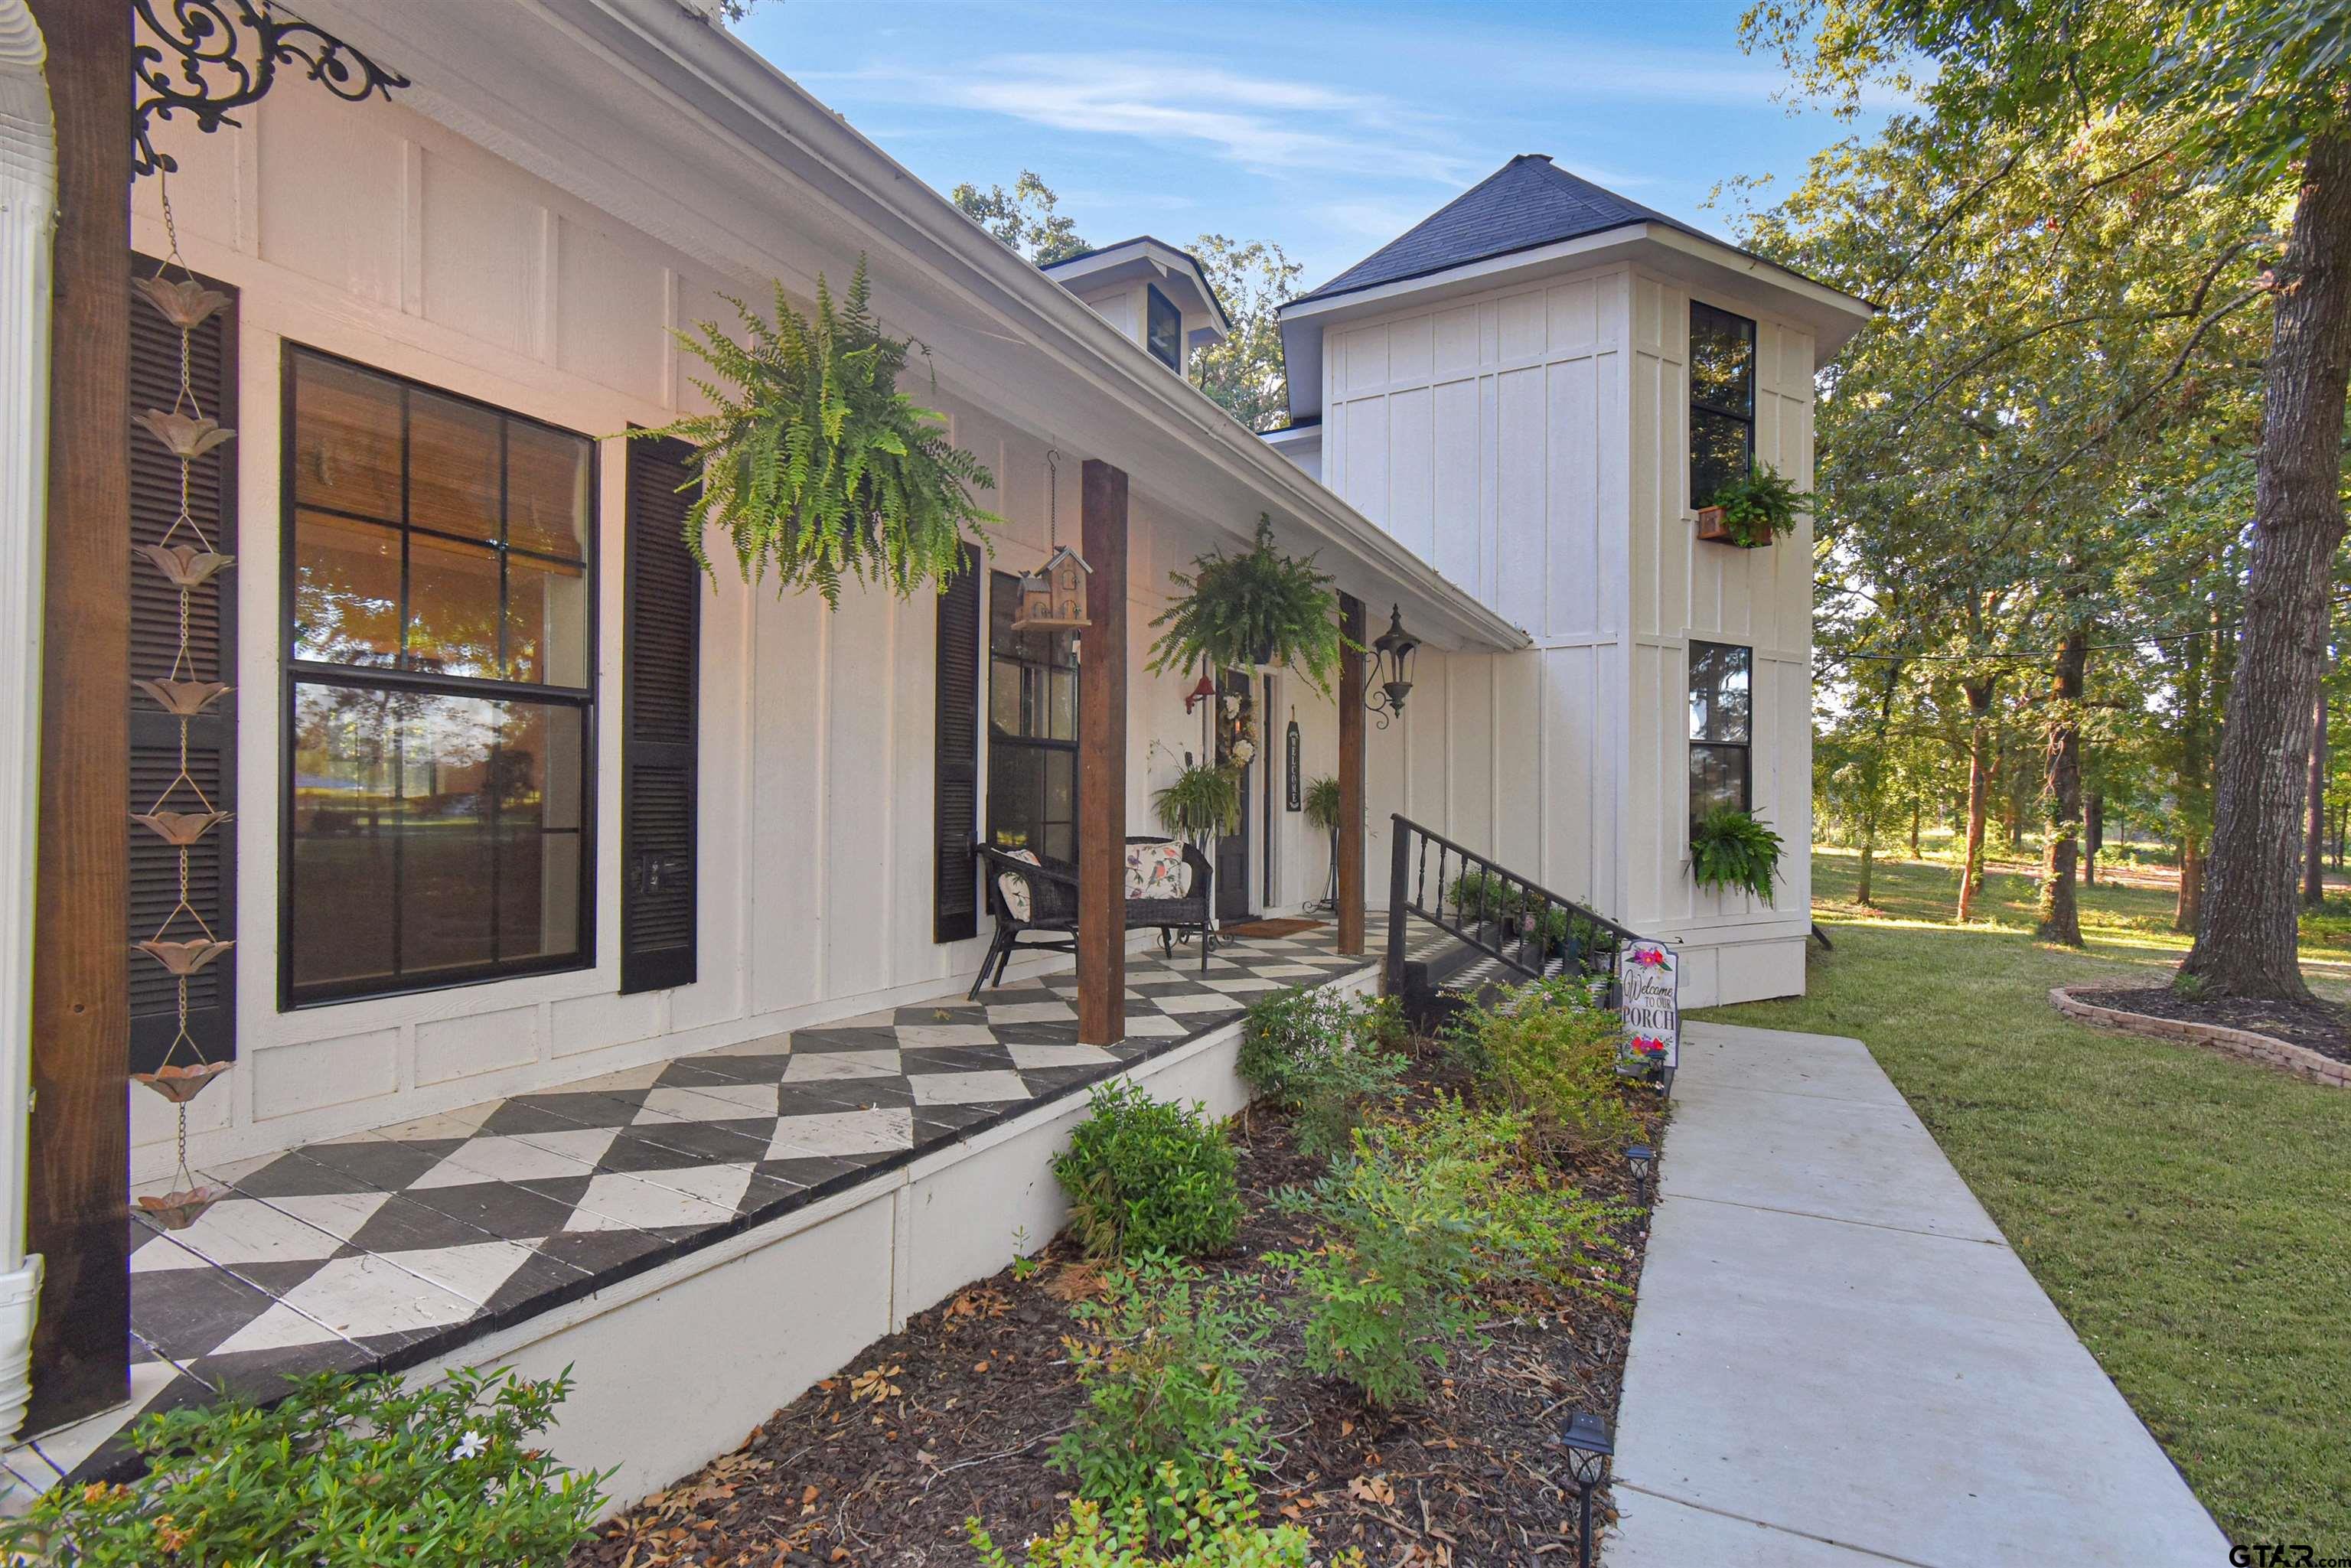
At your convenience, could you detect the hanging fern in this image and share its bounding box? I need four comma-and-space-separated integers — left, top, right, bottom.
1154, 764, 1244, 841
635, 257, 996, 605
1148, 517, 1350, 696
1690, 806, 1785, 903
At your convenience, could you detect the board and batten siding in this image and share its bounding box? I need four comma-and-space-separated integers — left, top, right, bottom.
1310, 262, 1814, 1005
124, 78, 1348, 1178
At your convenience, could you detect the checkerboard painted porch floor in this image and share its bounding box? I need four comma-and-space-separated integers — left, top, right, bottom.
5, 915, 1459, 1495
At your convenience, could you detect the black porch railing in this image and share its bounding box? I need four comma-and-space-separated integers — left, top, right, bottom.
1384, 814, 1643, 1006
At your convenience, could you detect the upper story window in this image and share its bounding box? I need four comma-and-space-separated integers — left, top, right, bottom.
1688, 641, 1752, 834
988, 571, 1079, 862
1146, 283, 1182, 373
1689, 301, 1756, 512
283, 347, 596, 1006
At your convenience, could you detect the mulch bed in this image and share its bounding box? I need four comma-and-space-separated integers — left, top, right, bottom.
2069, 986, 2351, 1066
575, 1042, 1664, 1566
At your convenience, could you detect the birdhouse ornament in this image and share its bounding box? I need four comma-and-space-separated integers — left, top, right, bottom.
1010, 448, 1091, 631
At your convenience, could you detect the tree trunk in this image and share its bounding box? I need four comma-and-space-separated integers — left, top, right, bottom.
2084, 788, 2103, 887
2304, 679, 2329, 906
1857, 842, 1874, 908
2036, 631, 2088, 945
2175, 619, 2210, 933
1909, 799, 1922, 859
2183, 130, 2351, 999
1958, 676, 1997, 921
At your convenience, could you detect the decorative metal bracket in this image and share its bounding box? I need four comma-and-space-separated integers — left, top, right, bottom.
132, 0, 409, 179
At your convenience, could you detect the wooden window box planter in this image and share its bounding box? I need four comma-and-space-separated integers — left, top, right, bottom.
1695, 506, 1769, 547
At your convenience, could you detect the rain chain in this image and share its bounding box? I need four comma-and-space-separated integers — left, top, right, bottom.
129, 179, 236, 1231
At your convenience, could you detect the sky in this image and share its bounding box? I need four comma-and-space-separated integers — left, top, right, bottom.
736, 0, 1896, 292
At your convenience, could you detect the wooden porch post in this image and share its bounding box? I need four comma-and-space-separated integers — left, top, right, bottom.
1337, 594, 1365, 956
1076, 461, 1128, 1045
25, 0, 132, 1429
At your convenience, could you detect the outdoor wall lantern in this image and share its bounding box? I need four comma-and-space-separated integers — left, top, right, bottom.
1560, 1410, 1616, 1568
1363, 603, 1419, 729
1185, 671, 1218, 714
1625, 1143, 1655, 1206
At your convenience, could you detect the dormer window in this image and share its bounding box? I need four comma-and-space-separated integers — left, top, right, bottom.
1146, 283, 1182, 372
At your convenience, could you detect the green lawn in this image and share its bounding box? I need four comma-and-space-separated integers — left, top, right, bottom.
1693, 849, 2351, 1544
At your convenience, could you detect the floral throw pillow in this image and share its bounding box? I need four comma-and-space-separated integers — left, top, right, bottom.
1123, 840, 1192, 900
997, 849, 1042, 922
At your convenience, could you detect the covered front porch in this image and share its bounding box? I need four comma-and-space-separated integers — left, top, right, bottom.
8, 914, 1468, 1502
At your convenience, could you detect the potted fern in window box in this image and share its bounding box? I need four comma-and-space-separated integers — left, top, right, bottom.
1149, 516, 1349, 694
1691, 805, 1784, 902
1696, 463, 1810, 549
634, 257, 998, 605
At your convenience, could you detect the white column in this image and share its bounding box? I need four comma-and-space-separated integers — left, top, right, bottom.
0, 0, 55, 1443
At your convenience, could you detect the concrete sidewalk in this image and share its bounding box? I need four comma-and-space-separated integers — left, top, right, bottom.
1608, 1021, 2229, 1566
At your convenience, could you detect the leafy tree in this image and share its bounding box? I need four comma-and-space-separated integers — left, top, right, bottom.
1744, 0, 2351, 996
951, 171, 1091, 265
1185, 233, 1303, 432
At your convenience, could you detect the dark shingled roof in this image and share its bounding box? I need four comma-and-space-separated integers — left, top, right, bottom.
1290, 155, 1688, 307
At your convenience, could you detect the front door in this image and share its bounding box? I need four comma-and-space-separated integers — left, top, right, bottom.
1214, 670, 1255, 922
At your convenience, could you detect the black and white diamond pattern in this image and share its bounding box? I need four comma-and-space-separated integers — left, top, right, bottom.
95, 921, 1401, 1485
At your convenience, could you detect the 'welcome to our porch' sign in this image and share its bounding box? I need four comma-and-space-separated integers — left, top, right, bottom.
1616, 941, 1678, 1077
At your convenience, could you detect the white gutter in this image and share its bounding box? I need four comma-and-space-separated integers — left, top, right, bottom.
0, 0, 52, 1444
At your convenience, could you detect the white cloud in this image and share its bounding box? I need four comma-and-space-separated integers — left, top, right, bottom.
801, 53, 1476, 186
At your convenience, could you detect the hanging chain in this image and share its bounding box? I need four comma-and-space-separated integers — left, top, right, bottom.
1045, 448, 1061, 551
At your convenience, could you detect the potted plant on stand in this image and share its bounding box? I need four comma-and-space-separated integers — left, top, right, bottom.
1303, 775, 1342, 911
1695, 463, 1810, 550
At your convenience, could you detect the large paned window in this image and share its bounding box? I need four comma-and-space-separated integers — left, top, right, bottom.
1688, 301, 1756, 511
1688, 641, 1753, 834
283, 348, 595, 1004
1146, 283, 1182, 373
988, 571, 1078, 862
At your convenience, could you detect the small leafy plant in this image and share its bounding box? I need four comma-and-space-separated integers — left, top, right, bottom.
1155, 764, 1244, 841
1054, 1080, 1243, 1260
1149, 518, 1351, 696
1376, 1097, 1624, 1298
1238, 987, 1408, 1159
1, 1366, 605, 1567
1269, 1130, 1490, 1408
1703, 461, 1811, 547
1301, 776, 1343, 835
636, 257, 997, 605
1444, 976, 1638, 1159
1690, 805, 1785, 902
1050, 1257, 1273, 1539
969, 1459, 1363, 1567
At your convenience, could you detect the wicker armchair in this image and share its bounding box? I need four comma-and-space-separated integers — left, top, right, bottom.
967, 837, 1213, 1000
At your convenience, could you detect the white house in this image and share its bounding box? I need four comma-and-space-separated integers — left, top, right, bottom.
0, 0, 1864, 1506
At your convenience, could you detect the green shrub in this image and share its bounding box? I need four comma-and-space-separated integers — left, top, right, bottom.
1378, 1097, 1624, 1297
1237, 989, 1408, 1158
969, 1459, 1364, 1567
1445, 977, 1639, 1159
1055, 1080, 1242, 1259
1050, 1257, 1272, 1539
1, 1367, 605, 1568
1269, 1130, 1491, 1408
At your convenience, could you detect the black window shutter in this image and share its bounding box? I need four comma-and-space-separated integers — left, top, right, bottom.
129, 256, 236, 1076
621, 437, 701, 994
933, 543, 983, 942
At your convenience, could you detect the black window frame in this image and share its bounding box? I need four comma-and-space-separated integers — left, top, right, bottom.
279, 343, 599, 1009
1145, 282, 1182, 373
986, 569, 1080, 863
1688, 300, 1756, 513
1687, 640, 1753, 837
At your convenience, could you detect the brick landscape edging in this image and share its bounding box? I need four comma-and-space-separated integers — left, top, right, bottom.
2049, 985, 2351, 1088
